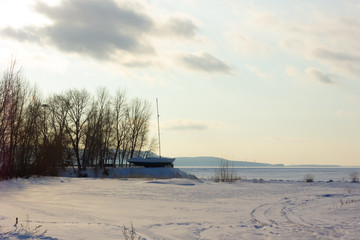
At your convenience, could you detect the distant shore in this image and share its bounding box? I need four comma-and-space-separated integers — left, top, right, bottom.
174, 156, 350, 168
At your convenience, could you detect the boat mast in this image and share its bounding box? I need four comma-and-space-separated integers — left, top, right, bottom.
156, 98, 161, 157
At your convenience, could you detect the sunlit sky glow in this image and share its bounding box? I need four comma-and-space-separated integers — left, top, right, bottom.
1, 0, 360, 165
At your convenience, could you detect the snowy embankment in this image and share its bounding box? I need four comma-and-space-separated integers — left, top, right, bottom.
1, 175, 360, 239
60, 167, 197, 179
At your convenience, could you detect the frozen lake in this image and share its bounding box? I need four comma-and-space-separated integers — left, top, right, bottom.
179, 167, 360, 182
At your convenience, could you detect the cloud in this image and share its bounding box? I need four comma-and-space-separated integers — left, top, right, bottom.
163, 119, 223, 131
305, 68, 334, 84
1, 27, 41, 43
248, 6, 360, 81
180, 52, 233, 74
38, 0, 154, 59
312, 48, 360, 63
0, 0, 198, 61
159, 17, 197, 38
123, 60, 153, 68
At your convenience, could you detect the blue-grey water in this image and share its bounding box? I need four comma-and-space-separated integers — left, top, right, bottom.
179, 167, 360, 182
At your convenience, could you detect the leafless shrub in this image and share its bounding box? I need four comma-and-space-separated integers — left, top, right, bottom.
304, 174, 314, 182
122, 222, 141, 240
214, 159, 241, 183
350, 172, 359, 182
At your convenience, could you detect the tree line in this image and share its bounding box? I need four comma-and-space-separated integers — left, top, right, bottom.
0, 60, 155, 180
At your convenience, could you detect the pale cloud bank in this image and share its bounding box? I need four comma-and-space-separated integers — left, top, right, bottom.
244, 5, 360, 81
312, 48, 360, 63
0, 0, 233, 74
0, 0, 198, 62
159, 17, 197, 39
306, 68, 334, 84
162, 119, 223, 131
179, 52, 233, 75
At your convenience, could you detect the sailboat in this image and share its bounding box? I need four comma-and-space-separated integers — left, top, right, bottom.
127, 98, 175, 168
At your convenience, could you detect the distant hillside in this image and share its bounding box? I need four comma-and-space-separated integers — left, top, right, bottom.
286, 164, 341, 168
174, 156, 284, 167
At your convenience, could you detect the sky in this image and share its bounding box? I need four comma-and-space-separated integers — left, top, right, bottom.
0, 0, 360, 166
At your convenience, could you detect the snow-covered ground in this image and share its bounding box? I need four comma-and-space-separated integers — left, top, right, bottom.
1, 171, 360, 239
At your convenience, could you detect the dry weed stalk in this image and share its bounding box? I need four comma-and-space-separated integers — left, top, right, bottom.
0, 215, 47, 238
122, 222, 141, 240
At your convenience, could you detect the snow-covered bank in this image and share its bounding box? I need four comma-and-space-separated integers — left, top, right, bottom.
1, 178, 360, 239
60, 167, 197, 179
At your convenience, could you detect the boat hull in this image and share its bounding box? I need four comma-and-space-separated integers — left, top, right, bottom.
127, 157, 175, 168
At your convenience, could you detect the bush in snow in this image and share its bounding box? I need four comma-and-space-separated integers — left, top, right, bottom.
304, 174, 314, 182
214, 159, 240, 183
122, 222, 141, 240
350, 172, 359, 182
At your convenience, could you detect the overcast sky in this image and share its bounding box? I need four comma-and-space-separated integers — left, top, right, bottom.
1, 0, 360, 166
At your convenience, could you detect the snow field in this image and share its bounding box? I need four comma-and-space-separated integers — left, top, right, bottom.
1, 177, 360, 239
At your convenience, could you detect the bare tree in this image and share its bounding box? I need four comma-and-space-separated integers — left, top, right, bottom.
82, 102, 98, 167
127, 98, 151, 159
101, 103, 114, 167
0, 60, 156, 179
144, 137, 158, 158
63, 89, 91, 171
94, 88, 113, 169
17, 88, 42, 176
83, 88, 114, 168
112, 89, 128, 167
0, 59, 30, 179
46, 94, 72, 172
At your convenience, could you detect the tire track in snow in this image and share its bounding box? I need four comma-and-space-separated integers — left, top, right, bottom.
250, 203, 279, 229
142, 221, 212, 240
250, 196, 341, 238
